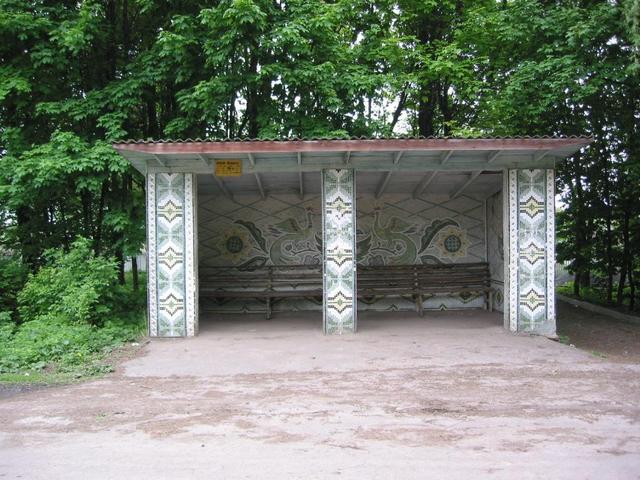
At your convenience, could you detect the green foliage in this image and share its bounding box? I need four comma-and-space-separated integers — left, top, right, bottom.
0, 315, 142, 375
0, 311, 12, 326
558, 282, 640, 314
0, 0, 638, 313
18, 239, 117, 326
0, 255, 28, 319
0, 244, 146, 376
625, 0, 640, 66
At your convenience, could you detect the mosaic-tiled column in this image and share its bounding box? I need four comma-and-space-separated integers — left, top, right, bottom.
147, 173, 198, 337
505, 169, 555, 336
322, 169, 357, 334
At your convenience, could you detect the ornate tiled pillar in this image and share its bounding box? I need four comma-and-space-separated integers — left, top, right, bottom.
322, 169, 357, 334
147, 173, 198, 337
504, 169, 556, 336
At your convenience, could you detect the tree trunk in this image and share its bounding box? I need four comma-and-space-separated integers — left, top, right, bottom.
81, 190, 92, 238
93, 179, 109, 255
605, 210, 614, 305
122, 0, 130, 61
16, 207, 38, 269
246, 51, 259, 138
438, 82, 452, 136
116, 249, 125, 285
146, 96, 159, 138
616, 209, 631, 306
132, 256, 139, 291
418, 81, 438, 136
390, 85, 408, 132
105, 0, 117, 81
571, 156, 588, 298
629, 259, 636, 312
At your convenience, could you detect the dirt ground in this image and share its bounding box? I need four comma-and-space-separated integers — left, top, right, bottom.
1, 304, 639, 479
556, 301, 640, 363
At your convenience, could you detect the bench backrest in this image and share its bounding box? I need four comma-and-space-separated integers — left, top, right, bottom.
358, 262, 490, 293
200, 262, 490, 294
200, 264, 322, 292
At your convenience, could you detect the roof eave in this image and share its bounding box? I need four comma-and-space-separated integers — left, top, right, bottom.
113, 136, 592, 155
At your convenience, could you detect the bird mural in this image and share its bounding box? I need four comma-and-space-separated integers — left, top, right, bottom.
268, 207, 319, 264
369, 208, 419, 265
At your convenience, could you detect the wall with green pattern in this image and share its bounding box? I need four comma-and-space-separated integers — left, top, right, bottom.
199, 191, 493, 313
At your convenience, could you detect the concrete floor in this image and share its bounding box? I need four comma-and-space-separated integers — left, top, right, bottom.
1, 310, 640, 479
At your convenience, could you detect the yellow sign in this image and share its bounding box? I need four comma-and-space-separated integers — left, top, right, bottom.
215, 159, 243, 177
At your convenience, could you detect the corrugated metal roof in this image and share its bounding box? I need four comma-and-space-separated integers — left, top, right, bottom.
113, 135, 592, 145
114, 135, 592, 176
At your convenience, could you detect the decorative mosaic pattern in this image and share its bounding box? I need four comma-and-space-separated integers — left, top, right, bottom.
545, 170, 556, 324
184, 174, 198, 336
146, 175, 158, 335
198, 191, 488, 313
506, 169, 556, 335
355, 193, 486, 311
148, 173, 197, 337
322, 169, 357, 334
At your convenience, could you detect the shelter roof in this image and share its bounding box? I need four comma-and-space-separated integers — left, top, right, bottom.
113, 136, 591, 198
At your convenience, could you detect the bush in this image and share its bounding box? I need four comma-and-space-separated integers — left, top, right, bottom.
18, 238, 117, 326
0, 255, 29, 321
0, 316, 142, 373
0, 310, 13, 326
0, 239, 146, 376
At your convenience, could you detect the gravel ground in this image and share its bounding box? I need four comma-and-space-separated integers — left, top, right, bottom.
1, 306, 639, 479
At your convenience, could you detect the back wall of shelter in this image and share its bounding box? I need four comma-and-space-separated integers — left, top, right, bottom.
199, 190, 500, 313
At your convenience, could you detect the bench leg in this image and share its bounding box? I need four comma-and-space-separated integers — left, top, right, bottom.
416, 294, 424, 317
266, 297, 272, 320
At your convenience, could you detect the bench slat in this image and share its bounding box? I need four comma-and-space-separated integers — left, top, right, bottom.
199, 262, 494, 318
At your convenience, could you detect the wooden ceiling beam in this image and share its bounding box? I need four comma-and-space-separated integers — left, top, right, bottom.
487, 151, 501, 163
413, 171, 437, 198
197, 154, 210, 167
254, 172, 266, 199
451, 171, 483, 199
440, 150, 454, 164
212, 175, 233, 200
152, 154, 166, 167
375, 172, 392, 199
534, 149, 551, 161
247, 153, 266, 199
375, 151, 404, 198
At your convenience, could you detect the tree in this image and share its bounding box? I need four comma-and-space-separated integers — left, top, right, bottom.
1, 0, 638, 309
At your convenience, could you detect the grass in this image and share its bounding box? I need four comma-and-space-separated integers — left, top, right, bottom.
0, 371, 76, 385
0, 335, 140, 388
0, 271, 146, 387
590, 350, 607, 359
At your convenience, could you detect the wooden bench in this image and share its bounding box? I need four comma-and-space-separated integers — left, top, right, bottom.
199, 264, 323, 319
358, 262, 493, 315
200, 262, 492, 318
